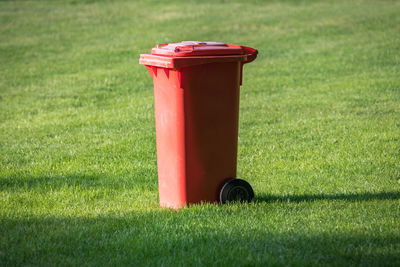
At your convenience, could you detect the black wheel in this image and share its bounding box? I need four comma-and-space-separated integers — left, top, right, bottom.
220, 178, 254, 204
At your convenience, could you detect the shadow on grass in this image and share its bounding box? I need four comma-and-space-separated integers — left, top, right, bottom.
255, 191, 400, 203
1, 212, 399, 266
2, 174, 399, 204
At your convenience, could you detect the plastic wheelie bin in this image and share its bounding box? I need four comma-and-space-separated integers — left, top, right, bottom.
139, 41, 258, 209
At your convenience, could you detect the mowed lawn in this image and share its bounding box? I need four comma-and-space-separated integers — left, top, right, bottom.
1, 0, 399, 265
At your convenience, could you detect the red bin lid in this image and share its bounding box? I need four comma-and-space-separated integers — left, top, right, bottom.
151, 41, 245, 57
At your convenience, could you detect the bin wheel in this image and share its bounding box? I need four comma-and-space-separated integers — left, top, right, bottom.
220, 178, 254, 204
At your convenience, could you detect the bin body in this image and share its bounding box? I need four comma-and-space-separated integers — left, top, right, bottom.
140, 42, 257, 208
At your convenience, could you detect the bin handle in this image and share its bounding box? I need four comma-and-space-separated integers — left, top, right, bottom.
155, 43, 168, 48
241, 46, 258, 64
175, 45, 195, 53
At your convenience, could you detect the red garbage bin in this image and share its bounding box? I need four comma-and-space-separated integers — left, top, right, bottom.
139, 41, 258, 209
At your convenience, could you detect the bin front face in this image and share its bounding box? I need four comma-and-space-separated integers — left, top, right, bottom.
182, 62, 241, 205
140, 41, 258, 209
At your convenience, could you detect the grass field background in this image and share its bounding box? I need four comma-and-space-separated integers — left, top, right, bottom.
1, 0, 400, 265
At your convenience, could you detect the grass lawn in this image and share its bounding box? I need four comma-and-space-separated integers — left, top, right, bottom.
1, 0, 400, 265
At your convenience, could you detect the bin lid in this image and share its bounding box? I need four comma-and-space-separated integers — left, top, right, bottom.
151, 41, 245, 57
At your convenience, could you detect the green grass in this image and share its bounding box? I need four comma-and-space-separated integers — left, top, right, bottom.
1, 0, 400, 265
